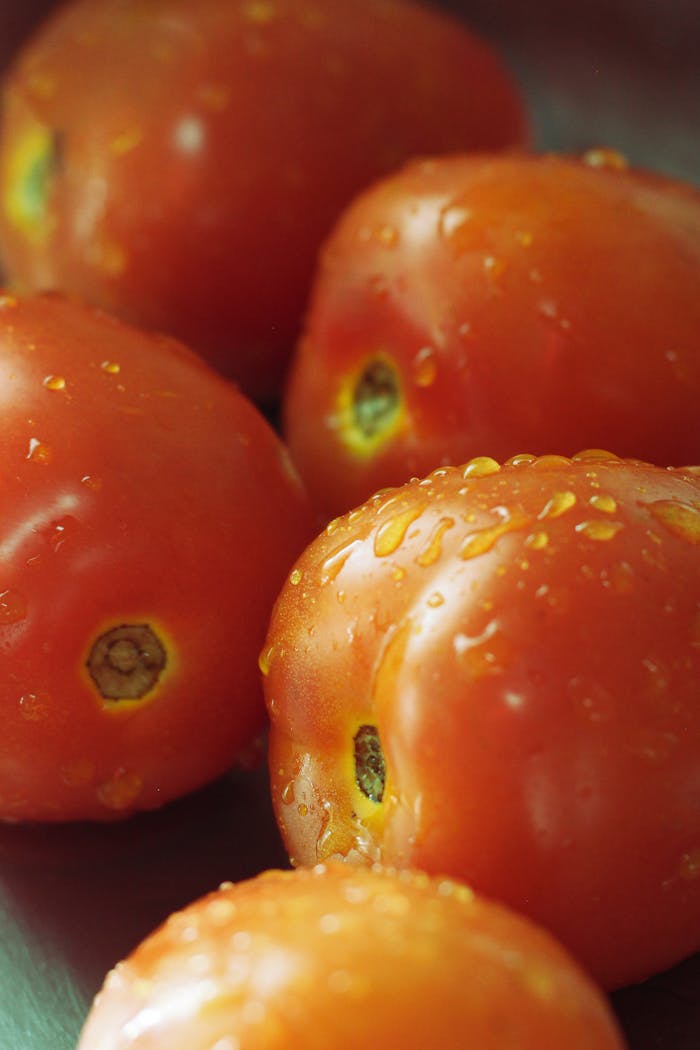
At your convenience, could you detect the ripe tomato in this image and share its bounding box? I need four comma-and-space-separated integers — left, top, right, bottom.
0, 290, 313, 822
283, 151, 700, 517
0, 0, 528, 404
76, 863, 626, 1050
262, 451, 700, 988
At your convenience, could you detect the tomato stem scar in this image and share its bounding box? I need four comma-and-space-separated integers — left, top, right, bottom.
354, 724, 385, 802
87, 624, 166, 701
353, 357, 400, 439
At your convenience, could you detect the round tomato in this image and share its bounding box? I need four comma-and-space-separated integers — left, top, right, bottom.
283, 151, 700, 517
0, 0, 528, 404
0, 290, 313, 822
76, 863, 625, 1050
262, 451, 700, 988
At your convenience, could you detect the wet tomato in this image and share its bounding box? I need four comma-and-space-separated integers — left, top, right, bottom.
283, 151, 700, 517
0, 0, 528, 404
0, 291, 313, 822
76, 863, 626, 1050
262, 451, 700, 988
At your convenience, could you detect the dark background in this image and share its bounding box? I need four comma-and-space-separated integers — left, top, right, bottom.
0, 1, 698, 1048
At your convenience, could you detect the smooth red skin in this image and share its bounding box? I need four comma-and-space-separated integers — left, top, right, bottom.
0, 291, 314, 822
284, 152, 700, 518
76, 864, 626, 1050
0, 0, 528, 404
263, 454, 700, 988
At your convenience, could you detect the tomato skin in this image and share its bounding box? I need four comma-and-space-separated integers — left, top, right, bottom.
284, 152, 700, 517
0, 0, 528, 404
76, 863, 626, 1050
0, 291, 314, 822
263, 452, 700, 988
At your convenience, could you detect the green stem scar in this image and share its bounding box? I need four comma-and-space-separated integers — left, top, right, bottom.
87, 624, 166, 701
4, 125, 62, 237
354, 724, 386, 803
352, 357, 400, 440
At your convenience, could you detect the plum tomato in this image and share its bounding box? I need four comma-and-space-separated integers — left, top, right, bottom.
76, 863, 626, 1050
0, 0, 529, 404
0, 290, 314, 822
283, 151, 700, 517
262, 451, 700, 988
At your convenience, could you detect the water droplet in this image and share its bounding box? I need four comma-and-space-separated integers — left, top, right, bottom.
81, 473, 103, 491
109, 127, 143, 156
427, 592, 445, 607
483, 254, 508, 281
375, 224, 399, 248
589, 493, 617, 513
462, 456, 500, 479
575, 520, 624, 541
373, 506, 424, 557
258, 644, 274, 676
572, 449, 620, 463
505, 453, 536, 467
460, 507, 530, 559
608, 560, 635, 593
19, 690, 50, 721
26, 438, 52, 465
569, 677, 615, 723
281, 780, 296, 805
97, 768, 143, 811
0, 589, 28, 625
43, 374, 66, 391
646, 500, 700, 545
514, 229, 534, 247
439, 203, 472, 240
525, 530, 549, 550
679, 848, 700, 880
582, 147, 629, 170
538, 490, 576, 519
415, 517, 454, 567
454, 620, 509, 677
412, 346, 437, 387
289, 568, 303, 585
626, 728, 678, 765
321, 540, 359, 583
173, 115, 206, 155
101, 360, 121, 375
297, 803, 308, 817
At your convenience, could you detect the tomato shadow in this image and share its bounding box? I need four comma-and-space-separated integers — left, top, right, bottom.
0, 763, 287, 1050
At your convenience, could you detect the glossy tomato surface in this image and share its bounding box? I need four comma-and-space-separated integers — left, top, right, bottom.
76, 863, 626, 1050
0, 291, 313, 822
263, 452, 700, 989
0, 0, 528, 404
284, 151, 700, 517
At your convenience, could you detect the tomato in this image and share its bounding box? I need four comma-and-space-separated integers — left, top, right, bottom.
283, 151, 700, 517
0, 290, 313, 822
262, 451, 700, 988
76, 863, 626, 1049
0, 0, 528, 404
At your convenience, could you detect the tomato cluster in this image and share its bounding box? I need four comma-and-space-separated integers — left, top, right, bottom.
0, 1, 697, 1048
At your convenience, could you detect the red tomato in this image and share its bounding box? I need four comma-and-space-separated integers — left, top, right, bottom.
76, 863, 626, 1050
0, 291, 313, 822
283, 151, 700, 517
0, 0, 528, 404
262, 452, 700, 988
